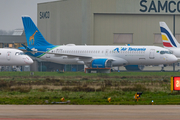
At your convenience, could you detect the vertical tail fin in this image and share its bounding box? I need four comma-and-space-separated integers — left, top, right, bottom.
22, 15, 53, 47
159, 22, 179, 48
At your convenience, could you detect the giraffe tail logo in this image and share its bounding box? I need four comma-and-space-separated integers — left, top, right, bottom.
22, 16, 53, 47
29, 30, 38, 45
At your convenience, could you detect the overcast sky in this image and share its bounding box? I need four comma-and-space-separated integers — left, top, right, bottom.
0, 0, 57, 31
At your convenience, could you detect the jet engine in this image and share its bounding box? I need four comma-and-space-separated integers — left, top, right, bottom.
125, 65, 144, 71
91, 59, 112, 68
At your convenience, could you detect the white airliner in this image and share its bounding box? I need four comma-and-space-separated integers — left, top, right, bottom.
0, 48, 33, 65
19, 16, 177, 69
159, 22, 180, 58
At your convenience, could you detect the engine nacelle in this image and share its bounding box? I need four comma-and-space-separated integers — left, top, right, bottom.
125, 65, 144, 71
112, 58, 128, 66
91, 59, 112, 68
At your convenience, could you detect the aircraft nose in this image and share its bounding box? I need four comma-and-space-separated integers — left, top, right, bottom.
24, 56, 33, 65
168, 55, 178, 64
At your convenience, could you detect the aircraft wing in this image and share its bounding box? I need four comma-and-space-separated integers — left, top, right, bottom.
26, 50, 92, 58
19, 44, 116, 63
23, 49, 115, 60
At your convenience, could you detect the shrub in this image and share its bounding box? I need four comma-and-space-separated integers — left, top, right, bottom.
10, 86, 32, 93
0, 80, 10, 91
98, 73, 109, 78
81, 77, 89, 80
37, 86, 48, 92
122, 84, 147, 92
120, 80, 129, 86
61, 86, 96, 92
163, 79, 169, 82
0, 80, 9, 88
104, 80, 112, 87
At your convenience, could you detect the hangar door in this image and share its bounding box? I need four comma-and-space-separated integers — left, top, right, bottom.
94, 14, 173, 45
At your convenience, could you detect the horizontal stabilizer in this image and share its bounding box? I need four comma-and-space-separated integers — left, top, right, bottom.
21, 44, 32, 51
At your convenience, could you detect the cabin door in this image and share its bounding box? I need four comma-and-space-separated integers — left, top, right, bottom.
149, 49, 155, 59
7, 51, 11, 61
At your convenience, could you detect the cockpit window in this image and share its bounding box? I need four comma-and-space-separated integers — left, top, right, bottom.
15, 52, 25, 55
160, 51, 172, 54
15, 52, 19, 55
19, 52, 25, 55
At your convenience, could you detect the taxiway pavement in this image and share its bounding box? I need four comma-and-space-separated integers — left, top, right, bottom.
0, 105, 179, 119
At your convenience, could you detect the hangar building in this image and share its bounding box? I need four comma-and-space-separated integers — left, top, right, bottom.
36, 0, 180, 71
37, 0, 180, 46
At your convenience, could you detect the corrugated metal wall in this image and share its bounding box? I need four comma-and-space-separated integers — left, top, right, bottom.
37, 0, 180, 46
94, 14, 174, 46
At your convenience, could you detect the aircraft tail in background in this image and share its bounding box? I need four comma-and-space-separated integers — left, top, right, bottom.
159, 22, 180, 48
22, 15, 53, 47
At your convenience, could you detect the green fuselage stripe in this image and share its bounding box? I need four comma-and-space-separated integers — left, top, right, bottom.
37, 46, 60, 58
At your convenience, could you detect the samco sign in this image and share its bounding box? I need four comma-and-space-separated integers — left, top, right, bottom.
140, 0, 180, 13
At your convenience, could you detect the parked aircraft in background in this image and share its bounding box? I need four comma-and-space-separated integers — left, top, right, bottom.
0, 48, 33, 65
160, 22, 180, 58
19, 16, 177, 70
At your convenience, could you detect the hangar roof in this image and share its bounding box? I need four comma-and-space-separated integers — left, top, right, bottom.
0, 30, 26, 43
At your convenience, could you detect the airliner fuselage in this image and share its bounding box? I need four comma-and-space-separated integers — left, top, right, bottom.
31, 45, 177, 67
